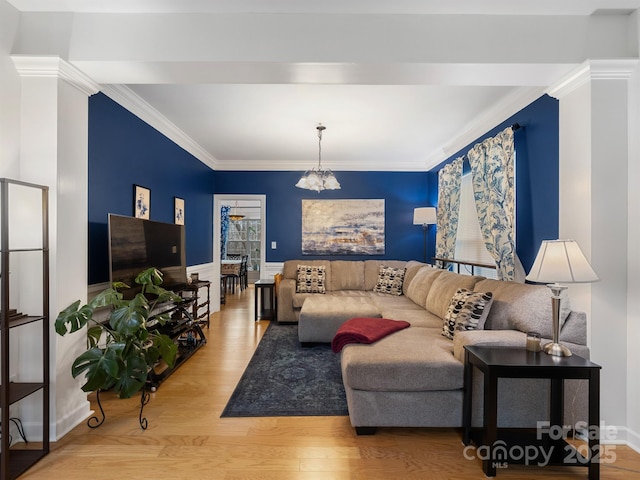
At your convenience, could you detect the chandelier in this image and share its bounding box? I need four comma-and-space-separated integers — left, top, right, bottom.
295, 124, 341, 192
228, 201, 245, 221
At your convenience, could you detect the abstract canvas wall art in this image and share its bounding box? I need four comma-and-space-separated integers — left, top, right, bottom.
302, 199, 385, 255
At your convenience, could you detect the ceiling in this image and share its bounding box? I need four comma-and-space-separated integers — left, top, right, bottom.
8, 0, 640, 172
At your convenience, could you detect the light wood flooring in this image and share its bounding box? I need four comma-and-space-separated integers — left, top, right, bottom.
19, 285, 640, 479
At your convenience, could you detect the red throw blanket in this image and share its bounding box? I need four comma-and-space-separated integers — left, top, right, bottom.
331, 317, 410, 353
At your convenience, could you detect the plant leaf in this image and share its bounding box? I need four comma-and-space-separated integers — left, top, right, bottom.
71, 347, 119, 393
87, 325, 105, 348
88, 287, 123, 309
113, 354, 148, 399
154, 333, 178, 368
55, 300, 93, 335
135, 267, 163, 286
109, 304, 146, 336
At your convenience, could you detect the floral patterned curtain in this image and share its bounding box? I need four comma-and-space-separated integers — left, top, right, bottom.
467, 127, 524, 282
220, 205, 231, 259
435, 157, 463, 269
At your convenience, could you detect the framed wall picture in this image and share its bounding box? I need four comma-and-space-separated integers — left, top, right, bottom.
302, 199, 385, 255
134, 185, 150, 219
174, 197, 185, 225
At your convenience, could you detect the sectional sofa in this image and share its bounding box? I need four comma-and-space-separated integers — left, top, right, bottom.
277, 259, 590, 434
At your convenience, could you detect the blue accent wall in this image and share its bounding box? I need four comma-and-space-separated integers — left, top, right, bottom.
88, 93, 215, 284
87, 92, 557, 283
214, 171, 431, 262
429, 94, 559, 271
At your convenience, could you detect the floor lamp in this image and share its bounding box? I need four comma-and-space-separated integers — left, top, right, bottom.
413, 207, 437, 263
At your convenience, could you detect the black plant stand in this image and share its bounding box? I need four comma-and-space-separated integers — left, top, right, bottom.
87, 388, 151, 430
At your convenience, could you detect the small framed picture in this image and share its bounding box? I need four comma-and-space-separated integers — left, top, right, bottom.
134, 185, 150, 219
174, 197, 185, 225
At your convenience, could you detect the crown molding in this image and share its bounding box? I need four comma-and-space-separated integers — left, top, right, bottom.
424, 85, 546, 170
589, 58, 639, 79
100, 84, 220, 170
214, 158, 430, 172
547, 59, 639, 99
11, 55, 100, 96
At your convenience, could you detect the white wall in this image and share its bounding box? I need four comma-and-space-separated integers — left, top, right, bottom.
554, 58, 639, 449
0, 0, 20, 179
626, 12, 640, 453
3, 0, 100, 438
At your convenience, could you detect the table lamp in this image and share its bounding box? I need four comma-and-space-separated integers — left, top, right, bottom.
525, 239, 598, 357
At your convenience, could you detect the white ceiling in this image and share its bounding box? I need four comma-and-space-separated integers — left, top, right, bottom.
8, 0, 640, 171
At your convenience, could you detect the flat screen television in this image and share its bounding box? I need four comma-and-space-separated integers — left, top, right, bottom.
108, 214, 187, 298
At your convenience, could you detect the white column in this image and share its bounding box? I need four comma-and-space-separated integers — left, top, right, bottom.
12, 56, 99, 440
551, 59, 636, 442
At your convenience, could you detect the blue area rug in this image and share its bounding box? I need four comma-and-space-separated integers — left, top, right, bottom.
221, 323, 348, 417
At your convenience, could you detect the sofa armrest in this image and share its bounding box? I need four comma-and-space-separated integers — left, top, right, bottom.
452, 330, 527, 363
276, 278, 297, 323
452, 329, 591, 363
559, 311, 587, 345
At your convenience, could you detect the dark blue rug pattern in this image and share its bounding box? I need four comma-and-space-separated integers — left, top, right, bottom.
221, 323, 348, 417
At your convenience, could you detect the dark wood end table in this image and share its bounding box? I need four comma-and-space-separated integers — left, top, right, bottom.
463, 345, 601, 478
254, 279, 276, 321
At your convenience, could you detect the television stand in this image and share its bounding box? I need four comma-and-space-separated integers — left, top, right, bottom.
146, 297, 206, 391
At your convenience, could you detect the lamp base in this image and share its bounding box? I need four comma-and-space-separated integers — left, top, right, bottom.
543, 342, 572, 357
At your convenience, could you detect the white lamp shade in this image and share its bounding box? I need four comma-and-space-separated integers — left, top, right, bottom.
526, 239, 599, 284
323, 173, 341, 190
413, 207, 437, 225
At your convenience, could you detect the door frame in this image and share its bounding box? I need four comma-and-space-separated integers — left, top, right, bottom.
212, 194, 266, 310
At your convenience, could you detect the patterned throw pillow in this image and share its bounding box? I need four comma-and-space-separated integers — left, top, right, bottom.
442, 288, 494, 339
296, 265, 326, 294
373, 265, 406, 296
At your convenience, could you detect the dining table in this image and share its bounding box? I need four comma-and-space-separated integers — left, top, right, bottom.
221, 259, 241, 275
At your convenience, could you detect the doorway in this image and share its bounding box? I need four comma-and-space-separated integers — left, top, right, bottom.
213, 194, 266, 310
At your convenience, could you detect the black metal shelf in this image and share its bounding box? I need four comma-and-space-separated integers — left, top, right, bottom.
0, 381, 45, 405
1, 178, 50, 480
7, 314, 46, 329
1, 449, 49, 480
146, 298, 206, 390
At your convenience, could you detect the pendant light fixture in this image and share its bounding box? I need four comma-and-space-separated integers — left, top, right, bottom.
295, 124, 341, 192
228, 201, 245, 221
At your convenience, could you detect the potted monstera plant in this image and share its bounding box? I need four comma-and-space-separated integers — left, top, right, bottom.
55, 267, 181, 427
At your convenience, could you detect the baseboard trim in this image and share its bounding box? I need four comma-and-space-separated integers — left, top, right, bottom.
54, 400, 92, 441
600, 426, 640, 453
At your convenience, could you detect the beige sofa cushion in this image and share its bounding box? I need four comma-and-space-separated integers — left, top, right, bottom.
341, 327, 464, 391
474, 278, 559, 338
425, 271, 484, 319
402, 260, 428, 295
330, 260, 365, 291
405, 266, 444, 307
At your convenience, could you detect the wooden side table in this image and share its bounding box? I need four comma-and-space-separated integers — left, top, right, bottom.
463, 345, 601, 479
184, 280, 211, 328
254, 279, 275, 321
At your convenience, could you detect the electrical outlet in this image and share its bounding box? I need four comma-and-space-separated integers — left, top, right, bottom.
271, 241, 277, 249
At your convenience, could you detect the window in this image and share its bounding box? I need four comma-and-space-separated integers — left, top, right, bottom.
454, 172, 497, 279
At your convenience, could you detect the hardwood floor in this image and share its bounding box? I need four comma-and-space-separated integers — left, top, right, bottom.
20, 286, 640, 479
